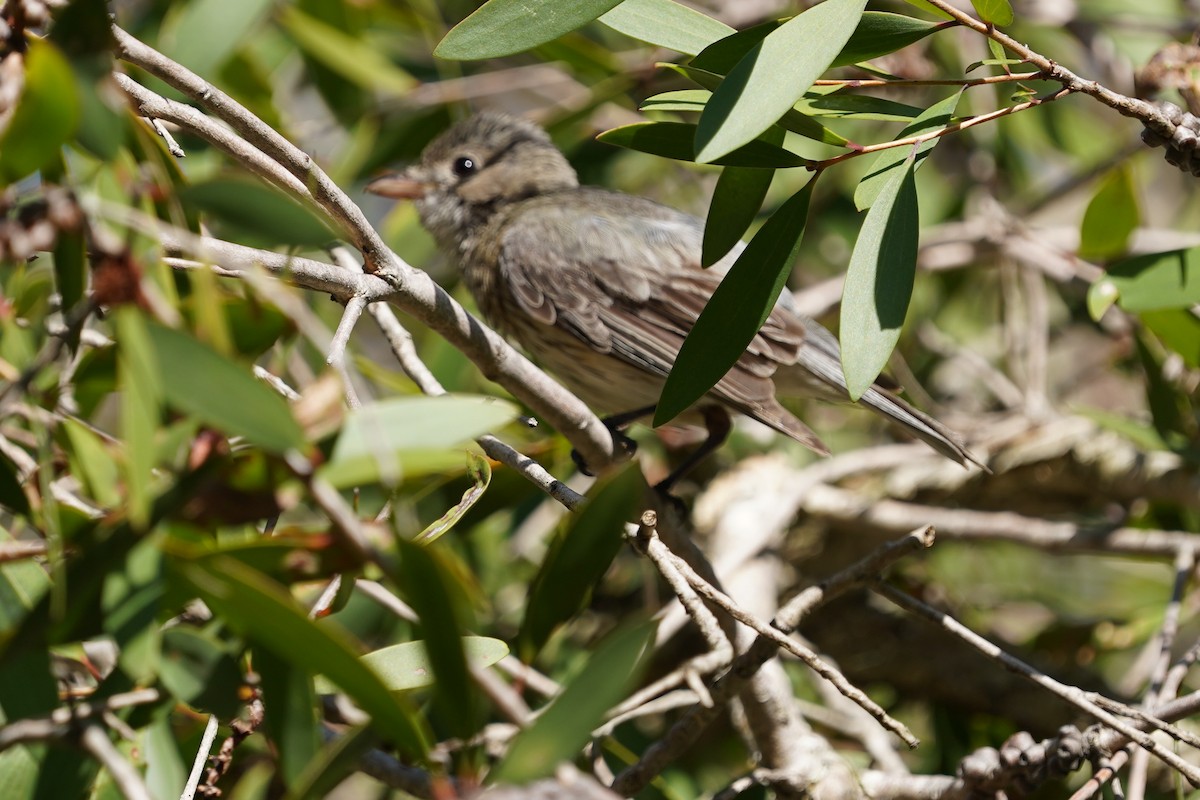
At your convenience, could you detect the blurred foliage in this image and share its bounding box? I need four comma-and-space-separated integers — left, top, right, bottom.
0, 0, 1198, 798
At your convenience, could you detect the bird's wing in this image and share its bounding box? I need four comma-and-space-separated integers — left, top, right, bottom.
497, 191, 827, 451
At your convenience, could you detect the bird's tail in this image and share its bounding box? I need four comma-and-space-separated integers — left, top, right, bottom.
782, 319, 987, 470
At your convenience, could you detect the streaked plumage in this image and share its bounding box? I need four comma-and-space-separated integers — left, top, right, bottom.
367, 112, 980, 470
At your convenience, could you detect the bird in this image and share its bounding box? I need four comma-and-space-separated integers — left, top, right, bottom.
366, 112, 982, 487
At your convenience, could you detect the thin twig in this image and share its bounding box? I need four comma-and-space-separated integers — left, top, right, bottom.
80, 724, 153, 800
874, 582, 1200, 787
180, 715, 219, 800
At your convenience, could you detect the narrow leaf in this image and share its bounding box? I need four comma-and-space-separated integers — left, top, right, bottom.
517, 464, 644, 661
323, 395, 517, 489
702, 167, 774, 267
181, 177, 339, 248
362, 638, 509, 692
690, 20, 780, 74
597, 121, 809, 168
160, 0, 274, 77
177, 556, 430, 755
1079, 166, 1139, 261
599, 0, 733, 55
435, 0, 624, 60
644, 84, 850, 147
0, 40, 80, 185
278, 7, 416, 96
694, 0, 868, 163
395, 539, 481, 739
832, 12, 944, 67
148, 322, 306, 454
493, 620, 655, 784
655, 179, 817, 427
855, 88, 963, 211
415, 453, 492, 544
840, 152, 920, 400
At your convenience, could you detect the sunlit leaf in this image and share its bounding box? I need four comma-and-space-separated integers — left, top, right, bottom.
1091, 246, 1200, 314
361, 637, 509, 692
435, 0, 624, 60
794, 91, 923, 121
855, 88, 962, 210
694, 0, 867, 163
655, 179, 817, 426
970, 0, 1015, 26
840, 152, 919, 400
160, 0, 275, 77
597, 121, 809, 168
415, 453, 492, 544
493, 620, 655, 784
599, 0, 733, 55
323, 395, 518, 489
518, 464, 644, 661
177, 556, 430, 755
1079, 166, 1139, 261
643, 84, 850, 147
279, 6, 416, 96
1141, 308, 1200, 369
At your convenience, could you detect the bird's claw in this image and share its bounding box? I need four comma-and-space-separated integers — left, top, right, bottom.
571, 429, 637, 477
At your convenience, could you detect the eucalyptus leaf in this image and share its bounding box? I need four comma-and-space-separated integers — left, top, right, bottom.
435, 0, 624, 60
702, 166, 775, 267
694, 0, 867, 163
599, 0, 733, 55
494, 620, 655, 784
1079, 166, 1139, 261
362, 637, 509, 692
855, 88, 963, 211
655, 179, 816, 426
840, 152, 919, 400
832, 12, 946, 67
517, 464, 644, 661
597, 121, 809, 168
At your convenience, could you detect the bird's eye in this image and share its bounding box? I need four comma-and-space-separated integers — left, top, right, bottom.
452, 156, 477, 177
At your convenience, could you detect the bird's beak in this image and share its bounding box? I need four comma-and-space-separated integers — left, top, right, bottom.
365, 172, 429, 200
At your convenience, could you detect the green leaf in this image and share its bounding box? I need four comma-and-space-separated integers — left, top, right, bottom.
258, 647, 321, 787
702, 167, 775, 267
116, 309, 163, 529
1091, 246, 1200, 314
0, 40, 80, 185
794, 91, 924, 121
597, 121, 809, 168
655, 180, 817, 426
0, 453, 30, 518
970, 0, 1015, 26
690, 20, 780, 75
1135, 331, 1192, 442
517, 464, 644, 661
361, 637, 509, 692
283, 724, 378, 800
52, 228, 86, 315
160, 0, 275, 77
148, 322, 306, 454
395, 540, 481, 739
832, 12, 945, 67
278, 6, 416, 96
322, 395, 518, 489
101, 536, 163, 684
159, 627, 245, 719
415, 453, 492, 544
643, 84, 850, 147
492, 620, 656, 784
177, 556, 430, 755
435, 0, 624, 60
1079, 166, 1139, 261
62, 418, 121, 509
1141, 308, 1200, 369
855, 88, 963, 211
694, 0, 868, 163
180, 177, 338, 248
840, 152, 919, 400
599, 0, 733, 55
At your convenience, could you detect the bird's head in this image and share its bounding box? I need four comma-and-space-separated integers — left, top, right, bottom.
365, 112, 579, 250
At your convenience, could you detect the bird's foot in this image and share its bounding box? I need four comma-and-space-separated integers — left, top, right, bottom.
571, 429, 638, 477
